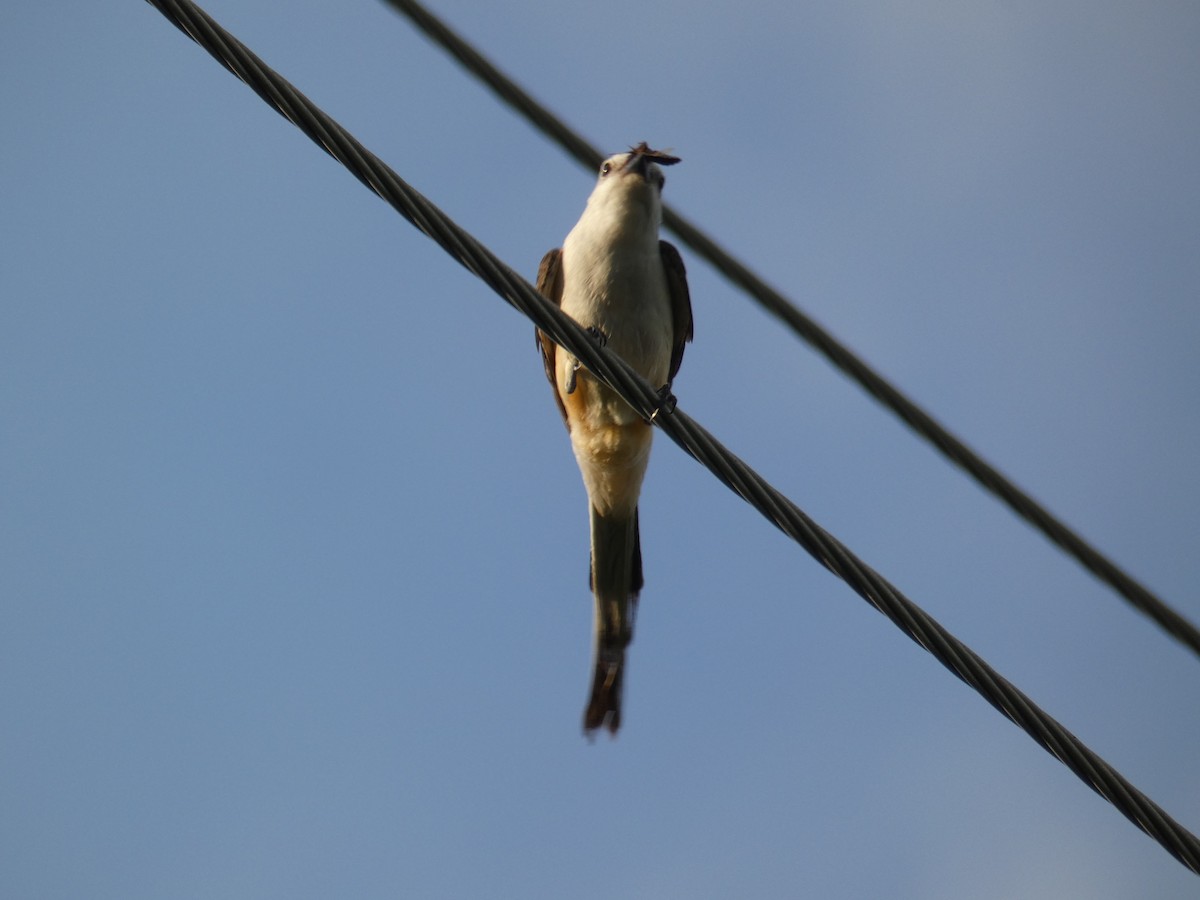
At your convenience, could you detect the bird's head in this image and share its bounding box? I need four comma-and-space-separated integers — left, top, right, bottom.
584, 143, 681, 226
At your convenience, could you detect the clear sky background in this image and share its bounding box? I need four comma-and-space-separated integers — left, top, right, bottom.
3, 2, 1199, 897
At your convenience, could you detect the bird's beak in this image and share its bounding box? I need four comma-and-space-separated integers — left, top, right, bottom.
621, 143, 680, 180
624, 148, 650, 180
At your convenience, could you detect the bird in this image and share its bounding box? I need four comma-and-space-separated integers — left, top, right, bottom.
534, 143, 693, 735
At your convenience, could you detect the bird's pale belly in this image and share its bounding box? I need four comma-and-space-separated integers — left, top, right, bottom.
561, 375, 653, 517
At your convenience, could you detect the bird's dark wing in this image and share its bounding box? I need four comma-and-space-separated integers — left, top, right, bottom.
534, 248, 569, 428
659, 241, 693, 383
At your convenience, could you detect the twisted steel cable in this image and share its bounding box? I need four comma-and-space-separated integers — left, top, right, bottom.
143, 0, 1200, 874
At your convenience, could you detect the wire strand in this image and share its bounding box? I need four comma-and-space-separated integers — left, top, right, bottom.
377, 0, 1200, 661
142, 0, 1200, 875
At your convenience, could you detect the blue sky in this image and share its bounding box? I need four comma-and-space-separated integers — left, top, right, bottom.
3, 1, 1199, 896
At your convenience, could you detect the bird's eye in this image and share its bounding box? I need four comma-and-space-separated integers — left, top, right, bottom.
600, 162, 612, 177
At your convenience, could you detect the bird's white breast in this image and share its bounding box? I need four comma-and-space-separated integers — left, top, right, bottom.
559, 220, 673, 390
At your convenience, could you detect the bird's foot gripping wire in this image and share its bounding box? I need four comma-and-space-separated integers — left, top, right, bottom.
565, 326, 610, 395
649, 383, 677, 423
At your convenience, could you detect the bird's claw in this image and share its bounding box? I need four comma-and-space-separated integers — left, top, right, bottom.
649, 384, 677, 423
565, 327, 609, 395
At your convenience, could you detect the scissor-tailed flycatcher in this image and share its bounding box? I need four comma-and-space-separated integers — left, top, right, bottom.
535, 143, 693, 735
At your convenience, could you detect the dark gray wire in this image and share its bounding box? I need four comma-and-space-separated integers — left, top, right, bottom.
142, 0, 1200, 875
377, 0, 1200, 661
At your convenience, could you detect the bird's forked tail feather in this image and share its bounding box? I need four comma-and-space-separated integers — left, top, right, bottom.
583, 505, 642, 735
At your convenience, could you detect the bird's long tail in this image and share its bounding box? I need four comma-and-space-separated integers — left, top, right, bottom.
584, 505, 643, 735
